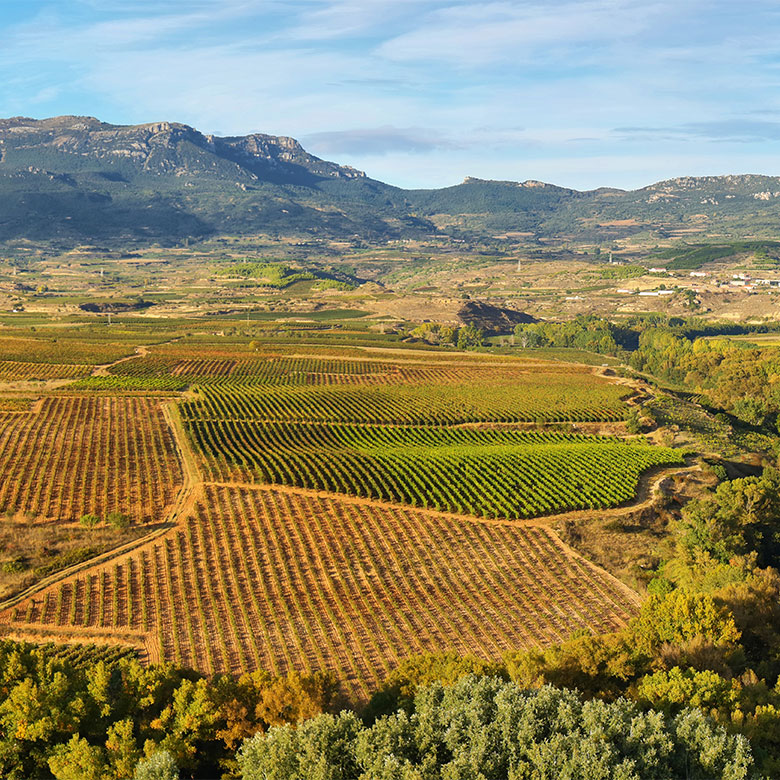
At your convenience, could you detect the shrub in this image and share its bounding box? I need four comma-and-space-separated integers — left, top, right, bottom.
106, 511, 131, 531
79, 513, 101, 530
1, 557, 26, 574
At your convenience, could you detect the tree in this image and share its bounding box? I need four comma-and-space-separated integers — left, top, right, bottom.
636, 667, 739, 714
48, 735, 107, 780
238, 711, 362, 780
133, 750, 178, 780
672, 468, 780, 566
457, 325, 484, 349
106, 719, 141, 780
631, 589, 741, 654
732, 397, 767, 426
237, 678, 753, 780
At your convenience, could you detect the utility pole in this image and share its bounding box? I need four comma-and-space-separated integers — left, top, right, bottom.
107, 312, 112, 326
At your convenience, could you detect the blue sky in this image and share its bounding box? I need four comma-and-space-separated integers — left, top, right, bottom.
2, 0, 780, 190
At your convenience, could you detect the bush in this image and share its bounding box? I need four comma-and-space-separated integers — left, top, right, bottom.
1, 557, 26, 574
106, 511, 131, 531
626, 408, 644, 434
79, 513, 101, 530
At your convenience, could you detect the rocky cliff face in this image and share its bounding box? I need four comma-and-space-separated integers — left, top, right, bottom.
0, 116, 365, 184
217, 133, 364, 180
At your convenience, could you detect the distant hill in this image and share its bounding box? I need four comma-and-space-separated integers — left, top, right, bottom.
457, 301, 537, 333
2, 116, 780, 244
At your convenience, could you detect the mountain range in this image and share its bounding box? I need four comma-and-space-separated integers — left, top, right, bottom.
1, 115, 780, 245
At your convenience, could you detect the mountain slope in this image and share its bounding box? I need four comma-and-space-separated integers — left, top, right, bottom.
2, 116, 780, 244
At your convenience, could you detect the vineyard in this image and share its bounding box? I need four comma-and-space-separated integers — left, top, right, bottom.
0, 396, 183, 522
0, 360, 92, 382
0, 638, 138, 669
4, 485, 640, 701
0, 331, 689, 702
0, 337, 135, 365
67, 345, 628, 417
181, 373, 628, 424
187, 421, 683, 517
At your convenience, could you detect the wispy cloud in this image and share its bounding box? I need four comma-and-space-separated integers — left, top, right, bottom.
303, 125, 457, 155
3, 0, 780, 188
616, 119, 780, 143
376, 0, 671, 65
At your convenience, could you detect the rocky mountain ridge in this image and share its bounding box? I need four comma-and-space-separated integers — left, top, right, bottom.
1, 116, 780, 244
0, 115, 365, 184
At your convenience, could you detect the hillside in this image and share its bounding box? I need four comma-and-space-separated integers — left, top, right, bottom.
3, 116, 780, 243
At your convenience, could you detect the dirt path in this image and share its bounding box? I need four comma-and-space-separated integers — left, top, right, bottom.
161, 400, 202, 511
91, 344, 150, 377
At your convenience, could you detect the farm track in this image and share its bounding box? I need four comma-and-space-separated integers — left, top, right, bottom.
91, 345, 151, 377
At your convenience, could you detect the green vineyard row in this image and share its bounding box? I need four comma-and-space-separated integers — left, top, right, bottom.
186, 420, 683, 518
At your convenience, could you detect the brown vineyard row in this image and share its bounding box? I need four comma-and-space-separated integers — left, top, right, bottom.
6, 485, 639, 701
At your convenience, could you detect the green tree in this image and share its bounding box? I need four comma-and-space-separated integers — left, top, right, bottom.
672, 467, 780, 566
106, 719, 141, 780
48, 735, 107, 780
631, 589, 741, 654
456, 325, 484, 349
133, 749, 178, 780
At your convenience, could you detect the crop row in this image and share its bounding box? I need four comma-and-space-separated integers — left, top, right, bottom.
181, 372, 628, 426
0, 360, 92, 381
186, 420, 683, 518
0, 337, 135, 366
69, 348, 599, 396
0, 639, 137, 669
0, 396, 183, 521
103, 354, 486, 389
7, 486, 640, 701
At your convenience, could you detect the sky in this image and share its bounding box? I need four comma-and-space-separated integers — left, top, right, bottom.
2, 0, 780, 190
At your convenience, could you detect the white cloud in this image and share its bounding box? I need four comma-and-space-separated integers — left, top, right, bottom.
376, 0, 669, 65
3, 0, 780, 189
